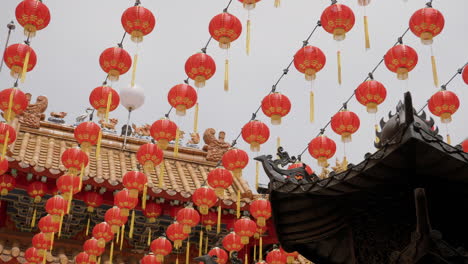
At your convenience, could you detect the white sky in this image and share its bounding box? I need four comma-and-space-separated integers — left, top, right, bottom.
1, 0, 467, 191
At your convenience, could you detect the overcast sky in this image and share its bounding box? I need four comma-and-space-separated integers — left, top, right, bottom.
1, 0, 467, 190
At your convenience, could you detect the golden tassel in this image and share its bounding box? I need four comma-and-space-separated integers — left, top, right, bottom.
2, 130, 9, 157
147, 228, 151, 247
217, 205, 222, 234
337, 50, 342, 85
193, 103, 199, 133
50, 232, 54, 251
186, 241, 190, 264
67, 192, 73, 214
174, 128, 180, 157
255, 162, 259, 191
86, 216, 90, 236
374, 124, 380, 144
31, 207, 37, 227
447, 134, 451, 145
142, 183, 148, 210
364, 16, 370, 49
246, 20, 251, 55
58, 213, 64, 237
21, 50, 30, 83
116, 228, 120, 243
129, 210, 135, 239
204, 234, 208, 254
224, 59, 229, 91
6, 89, 15, 123
120, 225, 125, 250
259, 236, 263, 261
79, 164, 84, 191
199, 229, 203, 256
131, 54, 138, 87
159, 161, 165, 188
96, 130, 102, 159
274, 0, 280, 7
431, 55, 439, 87
236, 190, 241, 219
42, 250, 47, 264
254, 243, 257, 261
245, 250, 248, 264
110, 240, 114, 264
105, 91, 112, 122
176, 255, 179, 264
310, 90, 315, 123
97, 256, 101, 264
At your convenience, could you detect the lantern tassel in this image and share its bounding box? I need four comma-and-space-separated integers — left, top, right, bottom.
204, 234, 208, 254
254, 243, 257, 261
246, 19, 251, 55
86, 216, 90, 236
255, 162, 259, 191
96, 130, 102, 159
199, 229, 203, 256
174, 128, 180, 157
374, 124, 380, 144
186, 241, 190, 264
67, 192, 73, 214
274, 0, 280, 7
131, 53, 138, 87
120, 225, 125, 250
129, 210, 135, 239
42, 250, 47, 264
310, 90, 315, 122
224, 58, 229, 91
147, 228, 151, 246
58, 212, 64, 237
337, 50, 342, 85
105, 90, 112, 122
364, 16, 370, 50
194, 103, 199, 133
259, 236, 263, 261
50, 232, 54, 251
31, 207, 37, 227
110, 240, 114, 264
245, 249, 248, 264
6, 89, 15, 123
20, 50, 30, 83
447, 133, 451, 145
176, 255, 179, 264
236, 190, 241, 219
79, 164, 84, 191
431, 55, 439, 87
159, 161, 165, 188
142, 183, 147, 210
217, 204, 222, 234
2, 130, 9, 157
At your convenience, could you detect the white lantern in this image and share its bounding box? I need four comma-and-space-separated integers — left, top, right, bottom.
120, 84, 145, 111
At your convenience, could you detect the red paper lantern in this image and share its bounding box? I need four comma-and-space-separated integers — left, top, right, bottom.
462, 139, 468, 153
321, 4, 355, 41
83, 191, 103, 212
74, 122, 101, 152
280, 247, 299, 264
185, 53, 216, 88
121, 5, 156, 43
38, 214, 60, 240
222, 148, 249, 178
462, 66, 468, 85
122, 171, 147, 198
355, 80, 387, 113
32, 232, 51, 255
92, 222, 114, 248
3, 43, 37, 79
105, 206, 128, 233
114, 189, 138, 217
89, 86, 120, 119
209, 13, 243, 49
61, 148, 88, 175
331, 110, 360, 143
242, 120, 270, 152
0, 123, 17, 150
293, 46, 326, 81
261, 93, 291, 125
99, 47, 132, 81
45, 195, 68, 221
409, 8, 445, 45
141, 254, 160, 264
83, 238, 105, 262
288, 162, 314, 180
15, 0, 51, 37
27, 181, 47, 203
150, 118, 178, 150
222, 232, 243, 253
384, 44, 418, 80
234, 217, 257, 244
0, 88, 28, 122
428, 90, 460, 123
207, 167, 233, 197
150, 237, 173, 262
202, 211, 217, 231
166, 222, 188, 249
192, 186, 218, 215
0, 158, 7, 175
143, 202, 162, 223
308, 135, 337, 167
136, 143, 164, 173
209, 247, 228, 264
266, 249, 287, 264
249, 198, 271, 227
25, 247, 42, 263
176, 206, 200, 234
56, 174, 81, 198
0, 174, 15, 196
75, 252, 90, 264
167, 84, 198, 116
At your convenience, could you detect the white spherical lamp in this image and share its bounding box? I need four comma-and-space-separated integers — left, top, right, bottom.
120, 84, 145, 111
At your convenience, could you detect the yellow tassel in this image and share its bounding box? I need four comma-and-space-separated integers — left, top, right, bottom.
67, 192, 73, 214
199, 229, 203, 256
116, 228, 120, 243
224, 59, 229, 91
245, 250, 248, 264
364, 16, 370, 49
105, 91, 112, 122
447, 134, 451, 145
186, 241, 190, 264
58, 213, 64, 237
31, 208, 37, 227
259, 236, 263, 261
176, 255, 179, 264
174, 128, 180, 157
254, 243, 257, 261
147, 228, 151, 246
255, 162, 259, 191
310, 90, 315, 122
217, 205, 222, 234
97, 256, 101, 264
96, 130, 102, 159
6, 89, 15, 123
431, 55, 439, 87
193, 103, 199, 133
159, 161, 165, 188
129, 210, 135, 239
131, 54, 138, 87
142, 183, 148, 210
204, 234, 208, 254
120, 225, 125, 250
79, 164, 84, 191
2, 130, 9, 157
110, 240, 114, 264
274, 0, 280, 7
375, 124, 380, 144
50, 232, 54, 251
86, 216, 90, 236
343, 156, 348, 170
337, 50, 342, 85
21, 50, 30, 83
246, 20, 251, 55
237, 190, 241, 219
42, 250, 47, 264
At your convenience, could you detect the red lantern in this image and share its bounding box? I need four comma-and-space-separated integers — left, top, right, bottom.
83, 238, 105, 262
266, 249, 287, 264
114, 189, 138, 217
15, 0, 51, 37
0, 88, 28, 122
27, 181, 47, 203
288, 162, 314, 180
89, 86, 120, 120
185, 53, 216, 88
141, 254, 160, 264
209, 247, 228, 264
150, 118, 178, 150
308, 135, 337, 167
209, 13, 242, 49
462, 139, 468, 153
25, 247, 42, 263
56, 174, 81, 198
74, 122, 101, 152
355, 80, 387, 113
409, 8, 445, 45
121, 5, 156, 43
144, 202, 162, 223
207, 167, 233, 197
234, 217, 257, 245
105, 206, 128, 233
249, 198, 271, 227
38, 214, 60, 240
167, 84, 198, 116
0, 174, 15, 196
75, 252, 90, 264
32, 232, 51, 255
83, 191, 103, 212
176, 206, 200, 234
202, 211, 217, 231
150, 237, 173, 262
428, 90, 460, 123
3, 43, 37, 79
166, 222, 188, 249
92, 222, 114, 248
293, 46, 326, 81
331, 110, 360, 143
222, 148, 249, 178
462, 66, 468, 85
0, 158, 7, 175
45, 195, 68, 222
122, 171, 147, 198
192, 186, 218, 215
137, 143, 164, 173
99, 47, 132, 82
222, 232, 243, 253
321, 4, 355, 41
0, 123, 17, 154
280, 247, 299, 264
242, 120, 270, 152
61, 148, 88, 176
261, 93, 291, 125
254, 225, 267, 239
384, 44, 418, 80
